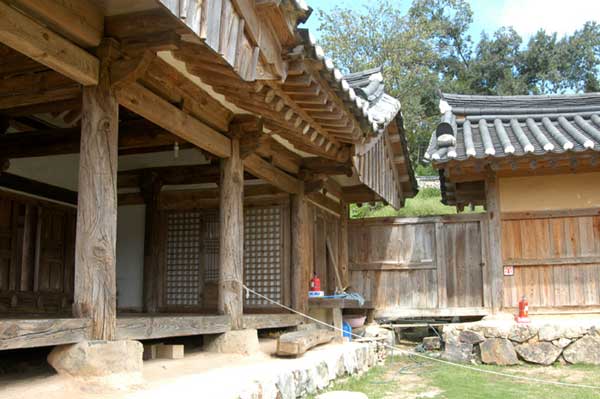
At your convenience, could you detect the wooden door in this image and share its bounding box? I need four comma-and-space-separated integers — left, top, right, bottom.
443, 221, 485, 308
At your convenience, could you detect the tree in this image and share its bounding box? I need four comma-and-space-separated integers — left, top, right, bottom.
316, 0, 600, 167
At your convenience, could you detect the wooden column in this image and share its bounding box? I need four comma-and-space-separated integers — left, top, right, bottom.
291, 188, 310, 314
73, 43, 119, 340
142, 172, 162, 313
219, 137, 244, 330
338, 203, 349, 289
485, 170, 503, 312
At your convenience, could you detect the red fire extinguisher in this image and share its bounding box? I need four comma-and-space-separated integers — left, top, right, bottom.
516, 295, 530, 323
310, 273, 321, 292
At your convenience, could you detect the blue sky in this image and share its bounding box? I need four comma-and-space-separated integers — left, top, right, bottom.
302, 0, 600, 42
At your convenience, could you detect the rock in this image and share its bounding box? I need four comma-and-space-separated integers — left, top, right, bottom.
422, 336, 441, 351
364, 325, 395, 346
48, 340, 143, 377
481, 326, 510, 339
563, 335, 600, 365
459, 330, 485, 345
482, 312, 515, 321
204, 329, 260, 355
317, 391, 368, 399
515, 342, 562, 366
441, 342, 474, 363
552, 338, 572, 349
508, 325, 538, 343
479, 338, 518, 366
538, 325, 561, 341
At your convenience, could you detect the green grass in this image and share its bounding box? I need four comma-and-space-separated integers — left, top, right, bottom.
311, 357, 600, 399
350, 187, 484, 219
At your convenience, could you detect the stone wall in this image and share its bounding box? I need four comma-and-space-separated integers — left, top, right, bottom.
440, 319, 600, 366
239, 342, 379, 399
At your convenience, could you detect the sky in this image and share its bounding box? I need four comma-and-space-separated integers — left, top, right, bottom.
302, 0, 600, 42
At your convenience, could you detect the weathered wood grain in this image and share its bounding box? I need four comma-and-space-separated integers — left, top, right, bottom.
219, 137, 244, 329
276, 328, 336, 357
73, 45, 118, 340
116, 315, 231, 340
291, 190, 310, 313
242, 314, 303, 329
0, 318, 90, 350
0, 1, 99, 85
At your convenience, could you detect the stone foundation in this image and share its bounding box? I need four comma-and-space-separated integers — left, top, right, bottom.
439, 318, 600, 366
238, 342, 379, 399
48, 340, 143, 377
204, 329, 261, 355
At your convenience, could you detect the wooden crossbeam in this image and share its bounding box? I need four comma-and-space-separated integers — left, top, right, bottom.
116, 82, 231, 158
118, 164, 220, 188
0, 1, 99, 85
0, 172, 77, 204
6, 0, 103, 47
0, 120, 183, 159
243, 153, 302, 194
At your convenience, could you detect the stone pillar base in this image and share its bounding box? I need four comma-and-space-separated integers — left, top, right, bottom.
204, 329, 260, 355
48, 340, 143, 377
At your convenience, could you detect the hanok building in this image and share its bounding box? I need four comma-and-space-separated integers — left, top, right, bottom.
427, 93, 600, 313
0, 0, 416, 363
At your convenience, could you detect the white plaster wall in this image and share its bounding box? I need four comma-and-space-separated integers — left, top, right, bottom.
116, 205, 146, 310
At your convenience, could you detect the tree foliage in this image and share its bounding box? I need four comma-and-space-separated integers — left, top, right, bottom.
316, 0, 600, 166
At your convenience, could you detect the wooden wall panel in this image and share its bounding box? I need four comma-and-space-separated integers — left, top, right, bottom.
348, 215, 486, 316
502, 213, 600, 309
0, 191, 75, 314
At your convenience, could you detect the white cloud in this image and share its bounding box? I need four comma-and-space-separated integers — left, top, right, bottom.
497, 0, 600, 38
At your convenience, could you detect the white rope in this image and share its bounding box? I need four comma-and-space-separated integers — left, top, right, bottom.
242, 284, 600, 390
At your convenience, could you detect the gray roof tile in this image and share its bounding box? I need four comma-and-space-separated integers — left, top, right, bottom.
426, 93, 600, 163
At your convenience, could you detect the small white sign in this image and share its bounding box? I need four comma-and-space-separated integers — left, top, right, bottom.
503, 266, 514, 276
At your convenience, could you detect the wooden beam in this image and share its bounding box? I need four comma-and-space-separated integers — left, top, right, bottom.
73, 45, 118, 340
242, 314, 303, 329
0, 120, 183, 159
0, 173, 77, 204
276, 328, 336, 357
6, 0, 103, 47
306, 192, 342, 217
0, 318, 90, 350
291, 190, 310, 313
485, 170, 503, 313
0, 1, 99, 85
116, 82, 231, 158
219, 137, 244, 330
118, 163, 220, 188
301, 157, 353, 176
243, 153, 302, 194
116, 315, 231, 340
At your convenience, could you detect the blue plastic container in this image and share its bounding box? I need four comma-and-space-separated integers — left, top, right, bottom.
342, 321, 352, 340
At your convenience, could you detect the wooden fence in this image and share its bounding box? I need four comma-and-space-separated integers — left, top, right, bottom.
348, 213, 490, 319
502, 209, 600, 312
348, 208, 600, 319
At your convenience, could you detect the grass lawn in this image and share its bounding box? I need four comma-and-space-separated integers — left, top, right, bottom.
349, 188, 484, 219
310, 355, 600, 398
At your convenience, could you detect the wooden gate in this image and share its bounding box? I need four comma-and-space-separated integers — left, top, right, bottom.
348, 214, 490, 319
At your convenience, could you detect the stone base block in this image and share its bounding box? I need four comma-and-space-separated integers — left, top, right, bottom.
48, 340, 143, 377
204, 329, 260, 355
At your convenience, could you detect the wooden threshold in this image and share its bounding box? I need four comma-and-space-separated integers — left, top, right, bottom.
0, 317, 91, 350
375, 307, 490, 320
242, 314, 303, 330
116, 314, 231, 340
309, 297, 373, 309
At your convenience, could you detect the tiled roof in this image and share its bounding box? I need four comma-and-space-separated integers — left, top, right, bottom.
344, 67, 402, 134
426, 93, 600, 163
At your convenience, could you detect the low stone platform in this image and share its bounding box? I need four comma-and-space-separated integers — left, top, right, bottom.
440, 315, 600, 366
0, 339, 379, 399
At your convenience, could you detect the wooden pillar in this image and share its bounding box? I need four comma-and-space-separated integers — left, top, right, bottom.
73, 43, 119, 340
142, 172, 162, 313
219, 137, 244, 330
338, 203, 349, 289
485, 170, 503, 312
291, 188, 310, 314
